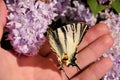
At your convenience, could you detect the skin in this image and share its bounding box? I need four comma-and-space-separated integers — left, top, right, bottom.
0, 0, 114, 80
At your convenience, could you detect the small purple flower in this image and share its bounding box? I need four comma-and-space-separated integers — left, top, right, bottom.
97, 0, 110, 5
6, 0, 57, 56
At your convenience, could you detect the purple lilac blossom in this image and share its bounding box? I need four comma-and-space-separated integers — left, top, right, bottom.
6, 0, 57, 56
97, 0, 110, 4
99, 10, 120, 80
54, 0, 96, 26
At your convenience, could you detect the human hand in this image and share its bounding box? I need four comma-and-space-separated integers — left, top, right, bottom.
0, 1, 114, 80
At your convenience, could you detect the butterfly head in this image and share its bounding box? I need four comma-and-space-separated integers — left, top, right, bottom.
62, 55, 69, 61
62, 54, 75, 66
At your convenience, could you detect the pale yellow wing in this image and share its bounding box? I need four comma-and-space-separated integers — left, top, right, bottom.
48, 22, 88, 66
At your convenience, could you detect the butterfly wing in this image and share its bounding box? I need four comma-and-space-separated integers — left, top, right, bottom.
48, 28, 66, 65
48, 22, 88, 67
62, 23, 88, 66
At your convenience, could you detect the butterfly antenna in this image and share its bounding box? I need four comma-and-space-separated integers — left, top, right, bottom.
70, 63, 82, 79
74, 63, 81, 71
62, 68, 71, 80
60, 64, 71, 80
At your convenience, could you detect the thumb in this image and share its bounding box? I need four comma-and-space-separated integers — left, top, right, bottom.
0, 0, 7, 41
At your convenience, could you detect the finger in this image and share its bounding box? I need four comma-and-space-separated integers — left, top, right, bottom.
72, 57, 113, 80
77, 34, 114, 69
0, 0, 7, 41
78, 23, 109, 51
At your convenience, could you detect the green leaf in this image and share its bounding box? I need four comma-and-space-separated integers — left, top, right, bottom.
87, 0, 106, 16
111, 0, 120, 13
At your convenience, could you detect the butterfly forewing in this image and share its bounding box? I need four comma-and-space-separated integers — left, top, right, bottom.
48, 30, 63, 58
48, 22, 88, 67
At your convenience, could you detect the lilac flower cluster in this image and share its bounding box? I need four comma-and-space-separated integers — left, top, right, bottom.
99, 10, 120, 80
5, 0, 96, 56
6, 0, 57, 56
54, 0, 96, 26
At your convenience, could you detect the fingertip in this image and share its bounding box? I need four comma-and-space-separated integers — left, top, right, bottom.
102, 34, 114, 48
89, 57, 113, 79
83, 23, 110, 44
102, 57, 113, 70
93, 23, 110, 35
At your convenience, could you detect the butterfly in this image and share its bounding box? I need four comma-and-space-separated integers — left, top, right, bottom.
47, 22, 88, 79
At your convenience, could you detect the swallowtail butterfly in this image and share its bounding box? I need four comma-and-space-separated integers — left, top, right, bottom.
48, 22, 88, 79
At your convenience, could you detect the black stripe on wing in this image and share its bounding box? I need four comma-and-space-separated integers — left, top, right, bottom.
60, 27, 67, 51
50, 30, 64, 56
78, 23, 89, 44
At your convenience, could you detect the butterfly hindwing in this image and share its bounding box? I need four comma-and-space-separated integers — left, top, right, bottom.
48, 22, 88, 68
